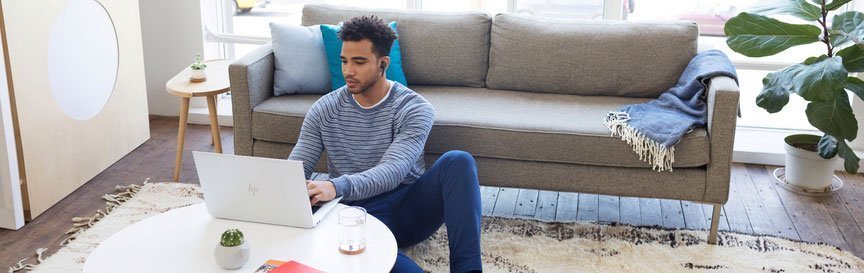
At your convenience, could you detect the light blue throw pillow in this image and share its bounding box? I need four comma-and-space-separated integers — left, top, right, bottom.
320, 21, 408, 89
270, 22, 331, 95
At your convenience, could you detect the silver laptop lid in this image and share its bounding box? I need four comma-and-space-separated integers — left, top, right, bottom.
193, 151, 326, 228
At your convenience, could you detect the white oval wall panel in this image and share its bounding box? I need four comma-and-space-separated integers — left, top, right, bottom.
2, 0, 150, 221
48, 0, 118, 120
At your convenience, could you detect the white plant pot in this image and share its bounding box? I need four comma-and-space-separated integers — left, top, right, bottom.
191, 68, 207, 80
213, 241, 250, 270
784, 134, 837, 190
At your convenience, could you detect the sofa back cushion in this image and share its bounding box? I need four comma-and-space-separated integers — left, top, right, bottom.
269, 23, 331, 95
302, 4, 491, 87
486, 14, 698, 98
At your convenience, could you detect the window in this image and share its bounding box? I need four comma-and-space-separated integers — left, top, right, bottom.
422, 0, 488, 12
211, 0, 624, 59
514, 0, 605, 19
205, 0, 861, 132
624, 0, 864, 131
225, 0, 408, 59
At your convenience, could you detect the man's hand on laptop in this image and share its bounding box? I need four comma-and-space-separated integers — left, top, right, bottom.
307, 180, 336, 206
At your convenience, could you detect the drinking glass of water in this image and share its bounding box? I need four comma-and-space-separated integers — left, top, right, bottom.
338, 206, 366, 255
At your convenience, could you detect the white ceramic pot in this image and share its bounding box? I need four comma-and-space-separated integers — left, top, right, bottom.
191, 68, 207, 80
784, 134, 836, 190
213, 241, 250, 270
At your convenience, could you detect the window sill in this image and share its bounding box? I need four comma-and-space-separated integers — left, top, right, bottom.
734, 127, 864, 173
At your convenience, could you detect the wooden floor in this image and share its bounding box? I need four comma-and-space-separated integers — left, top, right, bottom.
2, 116, 864, 268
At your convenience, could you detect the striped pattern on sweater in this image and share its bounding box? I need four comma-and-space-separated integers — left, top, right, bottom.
287, 82, 435, 201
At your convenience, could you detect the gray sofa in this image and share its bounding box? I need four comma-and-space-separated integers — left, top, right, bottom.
229, 4, 740, 244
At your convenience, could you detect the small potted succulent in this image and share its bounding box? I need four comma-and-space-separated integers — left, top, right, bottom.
190, 54, 208, 82
214, 228, 250, 270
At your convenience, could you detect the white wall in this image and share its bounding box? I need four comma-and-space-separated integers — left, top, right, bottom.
139, 0, 205, 116
851, 86, 864, 151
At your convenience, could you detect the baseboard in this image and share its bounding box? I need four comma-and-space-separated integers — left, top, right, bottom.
733, 127, 864, 173
186, 96, 233, 127
187, 111, 233, 127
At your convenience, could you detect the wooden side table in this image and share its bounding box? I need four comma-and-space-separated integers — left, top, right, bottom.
166, 59, 232, 181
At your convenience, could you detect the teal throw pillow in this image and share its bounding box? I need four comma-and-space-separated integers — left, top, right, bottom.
320, 21, 407, 90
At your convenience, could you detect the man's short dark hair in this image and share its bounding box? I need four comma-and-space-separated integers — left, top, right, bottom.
338, 15, 397, 58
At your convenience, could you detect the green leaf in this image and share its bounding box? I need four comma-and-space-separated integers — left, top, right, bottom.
794, 56, 847, 102
846, 76, 864, 101
725, 12, 822, 57
831, 11, 864, 46
750, 0, 822, 21
757, 75, 791, 113
818, 134, 839, 159
806, 92, 859, 141
836, 44, 864, 72
826, 0, 853, 11
803, 55, 824, 65
838, 139, 861, 173
756, 64, 805, 113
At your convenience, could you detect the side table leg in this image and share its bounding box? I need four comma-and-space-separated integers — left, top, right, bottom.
173, 97, 190, 182
211, 96, 217, 146
207, 95, 223, 153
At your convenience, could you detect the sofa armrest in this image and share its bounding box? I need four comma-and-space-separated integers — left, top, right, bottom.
230, 43, 275, 156
703, 76, 740, 204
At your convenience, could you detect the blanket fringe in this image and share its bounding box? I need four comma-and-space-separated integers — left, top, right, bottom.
604, 112, 675, 172
8, 179, 149, 272
7, 248, 45, 273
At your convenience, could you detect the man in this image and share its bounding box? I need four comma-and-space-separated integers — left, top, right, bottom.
287, 15, 483, 273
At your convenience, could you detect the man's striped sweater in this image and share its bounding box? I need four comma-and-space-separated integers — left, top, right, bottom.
287, 81, 435, 201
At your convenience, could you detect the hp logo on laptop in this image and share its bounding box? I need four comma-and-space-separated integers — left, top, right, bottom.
248, 183, 260, 197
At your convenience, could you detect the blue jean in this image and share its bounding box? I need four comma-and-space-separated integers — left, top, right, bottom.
343, 150, 483, 273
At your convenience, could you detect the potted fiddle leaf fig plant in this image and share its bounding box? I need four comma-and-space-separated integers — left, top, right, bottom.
190, 54, 208, 82
724, 0, 862, 191
214, 228, 250, 270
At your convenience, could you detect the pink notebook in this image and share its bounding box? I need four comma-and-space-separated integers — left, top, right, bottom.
253, 260, 325, 273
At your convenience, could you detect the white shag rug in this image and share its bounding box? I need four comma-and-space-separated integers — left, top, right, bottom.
10, 182, 864, 273
9, 182, 203, 273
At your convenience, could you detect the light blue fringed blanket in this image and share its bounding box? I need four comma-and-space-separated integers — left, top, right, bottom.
604, 50, 737, 171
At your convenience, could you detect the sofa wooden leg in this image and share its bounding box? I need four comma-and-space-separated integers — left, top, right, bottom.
708, 204, 722, 245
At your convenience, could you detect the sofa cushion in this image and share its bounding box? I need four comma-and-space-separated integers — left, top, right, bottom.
269, 23, 330, 95
252, 87, 709, 168
486, 13, 698, 98
301, 4, 491, 87
251, 94, 322, 144
414, 86, 710, 168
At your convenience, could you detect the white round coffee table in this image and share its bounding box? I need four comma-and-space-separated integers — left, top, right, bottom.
82, 203, 397, 273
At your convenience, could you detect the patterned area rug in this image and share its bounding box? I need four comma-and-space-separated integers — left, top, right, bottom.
10, 182, 864, 273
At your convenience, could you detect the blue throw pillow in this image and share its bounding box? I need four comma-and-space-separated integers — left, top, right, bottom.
320, 21, 407, 89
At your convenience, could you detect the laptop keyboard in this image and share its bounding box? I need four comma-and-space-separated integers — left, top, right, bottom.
312, 205, 322, 214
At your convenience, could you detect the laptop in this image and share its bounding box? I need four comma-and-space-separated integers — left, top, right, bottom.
193, 151, 342, 228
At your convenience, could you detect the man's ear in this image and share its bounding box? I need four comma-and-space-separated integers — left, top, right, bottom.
379, 56, 391, 75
